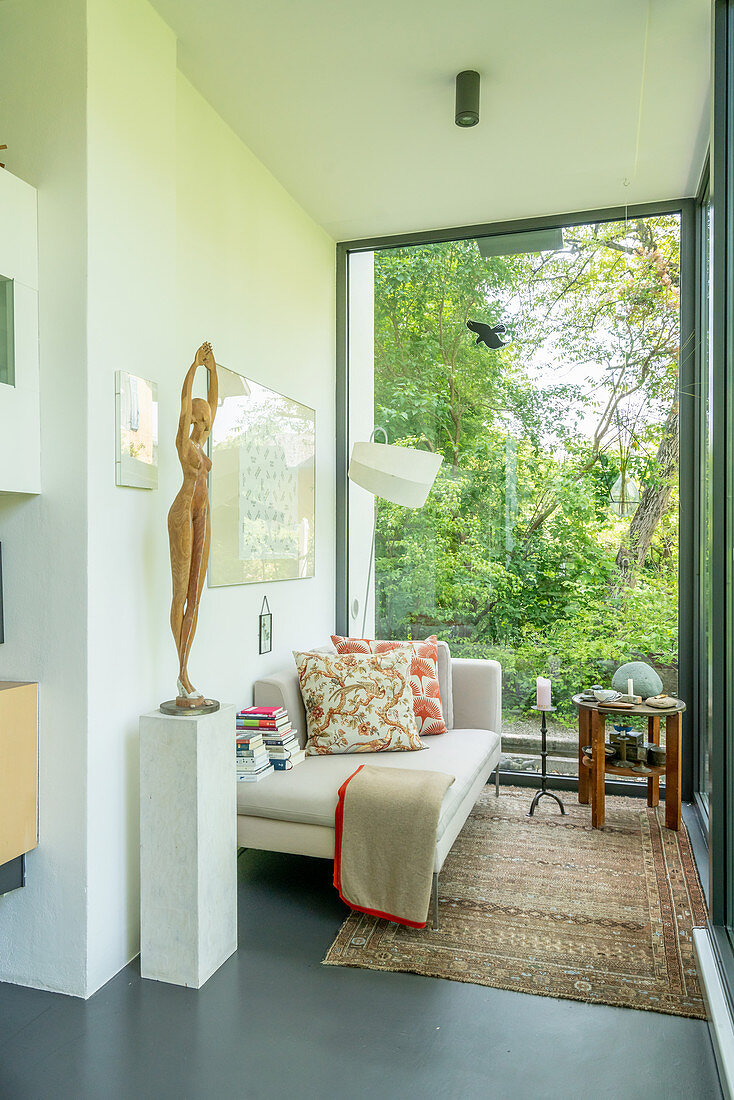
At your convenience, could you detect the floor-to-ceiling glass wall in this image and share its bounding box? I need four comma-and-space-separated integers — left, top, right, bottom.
347, 212, 682, 775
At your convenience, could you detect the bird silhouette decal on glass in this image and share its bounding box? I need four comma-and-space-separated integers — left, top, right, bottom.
467, 319, 509, 350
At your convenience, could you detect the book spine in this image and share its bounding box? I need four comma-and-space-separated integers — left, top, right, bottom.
237, 713, 289, 721
238, 717, 287, 724
237, 721, 291, 730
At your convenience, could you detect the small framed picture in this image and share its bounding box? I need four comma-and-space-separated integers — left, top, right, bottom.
259, 596, 272, 654
115, 371, 159, 489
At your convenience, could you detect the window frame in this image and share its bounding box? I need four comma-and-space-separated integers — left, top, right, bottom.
693, 158, 712, 830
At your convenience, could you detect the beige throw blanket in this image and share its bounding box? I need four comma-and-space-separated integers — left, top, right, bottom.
334, 764, 454, 928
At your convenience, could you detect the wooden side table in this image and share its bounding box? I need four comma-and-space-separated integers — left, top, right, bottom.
572, 695, 684, 830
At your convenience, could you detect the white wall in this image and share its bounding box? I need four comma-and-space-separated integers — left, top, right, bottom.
0, 0, 90, 996
84, 0, 335, 995
84, 0, 178, 995
174, 70, 336, 692
0, 0, 335, 998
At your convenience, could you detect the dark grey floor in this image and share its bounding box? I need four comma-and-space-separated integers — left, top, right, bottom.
0, 818, 723, 1100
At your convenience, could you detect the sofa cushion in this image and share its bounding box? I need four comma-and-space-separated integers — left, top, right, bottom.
436, 641, 453, 729
295, 648, 425, 755
237, 727, 499, 844
331, 634, 448, 736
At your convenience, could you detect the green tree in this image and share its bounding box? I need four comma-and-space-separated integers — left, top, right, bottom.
372, 215, 681, 718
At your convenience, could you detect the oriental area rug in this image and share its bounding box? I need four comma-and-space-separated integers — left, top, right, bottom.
323, 785, 707, 1018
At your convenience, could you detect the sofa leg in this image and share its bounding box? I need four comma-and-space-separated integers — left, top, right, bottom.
495, 766, 500, 797
432, 872, 439, 931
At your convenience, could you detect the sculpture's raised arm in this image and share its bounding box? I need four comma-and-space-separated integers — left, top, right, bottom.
176, 341, 213, 452
203, 343, 218, 437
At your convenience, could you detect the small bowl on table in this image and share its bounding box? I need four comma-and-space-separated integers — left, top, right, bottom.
593, 689, 621, 704
582, 744, 616, 760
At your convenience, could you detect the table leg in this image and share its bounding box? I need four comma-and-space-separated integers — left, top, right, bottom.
665, 712, 682, 831
591, 709, 605, 828
647, 715, 660, 808
578, 708, 590, 804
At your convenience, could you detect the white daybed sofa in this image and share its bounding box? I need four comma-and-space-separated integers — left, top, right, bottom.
236, 643, 501, 924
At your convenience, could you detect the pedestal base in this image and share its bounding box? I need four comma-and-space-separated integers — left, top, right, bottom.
527, 788, 566, 817
140, 703, 237, 988
159, 698, 220, 716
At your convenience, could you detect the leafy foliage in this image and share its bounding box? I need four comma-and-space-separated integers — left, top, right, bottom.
372, 217, 680, 721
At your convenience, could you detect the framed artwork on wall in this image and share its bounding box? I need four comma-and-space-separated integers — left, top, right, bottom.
115, 371, 158, 489
259, 596, 272, 654
0, 543, 4, 644
209, 365, 315, 586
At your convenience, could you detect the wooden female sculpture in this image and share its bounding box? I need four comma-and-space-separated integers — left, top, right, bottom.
167, 341, 218, 709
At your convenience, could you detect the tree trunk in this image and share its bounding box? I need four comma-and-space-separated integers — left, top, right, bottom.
616, 402, 679, 578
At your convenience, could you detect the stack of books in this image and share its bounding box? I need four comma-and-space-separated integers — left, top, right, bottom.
235, 726, 274, 783
238, 706, 305, 772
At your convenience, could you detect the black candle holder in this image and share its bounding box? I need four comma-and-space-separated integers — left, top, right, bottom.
527, 706, 566, 817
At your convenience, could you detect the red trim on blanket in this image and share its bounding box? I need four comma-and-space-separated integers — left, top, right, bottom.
333, 765, 428, 930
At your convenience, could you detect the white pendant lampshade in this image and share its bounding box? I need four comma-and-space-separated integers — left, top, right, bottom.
348, 441, 443, 508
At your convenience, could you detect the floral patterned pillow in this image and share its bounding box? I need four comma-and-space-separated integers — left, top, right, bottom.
293, 649, 425, 755
330, 635, 448, 736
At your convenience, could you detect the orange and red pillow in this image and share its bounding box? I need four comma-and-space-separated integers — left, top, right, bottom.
330, 634, 448, 736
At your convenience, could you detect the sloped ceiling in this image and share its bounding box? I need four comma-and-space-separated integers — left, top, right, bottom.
151, 0, 710, 241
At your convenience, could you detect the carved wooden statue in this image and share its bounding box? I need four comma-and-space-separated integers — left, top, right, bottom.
167, 341, 218, 709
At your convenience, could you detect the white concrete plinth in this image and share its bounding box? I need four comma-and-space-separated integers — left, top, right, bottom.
140, 703, 237, 988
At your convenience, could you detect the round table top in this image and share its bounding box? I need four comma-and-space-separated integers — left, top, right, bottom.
571, 693, 685, 717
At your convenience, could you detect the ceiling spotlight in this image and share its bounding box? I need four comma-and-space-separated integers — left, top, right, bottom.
455, 70, 480, 127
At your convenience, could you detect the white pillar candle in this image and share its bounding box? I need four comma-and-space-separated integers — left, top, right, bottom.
627, 677, 634, 697
536, 677, 552, 710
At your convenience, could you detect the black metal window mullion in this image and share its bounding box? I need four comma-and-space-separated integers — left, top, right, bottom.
679, 198, 698, 806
